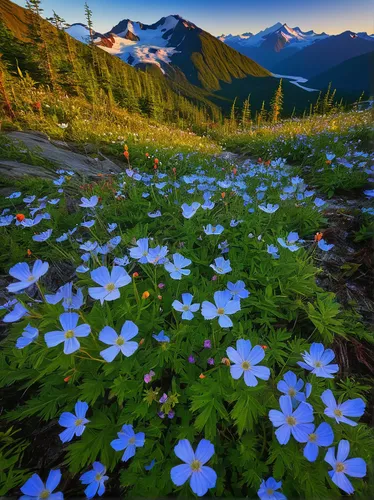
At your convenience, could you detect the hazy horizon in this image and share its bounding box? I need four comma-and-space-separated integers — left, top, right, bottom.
12, 0, 374, 36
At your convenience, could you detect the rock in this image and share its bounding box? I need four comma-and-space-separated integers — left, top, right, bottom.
4, 131, 122, 178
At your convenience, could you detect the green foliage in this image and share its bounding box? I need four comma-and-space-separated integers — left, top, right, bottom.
0, 130, 372, 498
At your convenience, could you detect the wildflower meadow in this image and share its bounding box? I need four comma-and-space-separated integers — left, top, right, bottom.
1, 115, 373, 498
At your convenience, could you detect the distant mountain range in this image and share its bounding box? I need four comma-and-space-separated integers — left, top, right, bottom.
65, 15, 317, 114
219, 22, 374, 77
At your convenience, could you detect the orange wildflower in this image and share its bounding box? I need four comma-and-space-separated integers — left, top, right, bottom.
145, 152, 150, 157
314, 232, 323, 242
260, 345, 268, 350
139, 338, 145, 345
16, 214, 25, 222
27, 249, 32, 256
133, 272, 139, 278
221, 357, 231, 366
199, 373, 206, 379
142, 291, 150, 299
232, 168, 237, 175
124, 151, 129, 160
154, 158, 159, 165
64, 376, 71, 383
221, 192, 226, 199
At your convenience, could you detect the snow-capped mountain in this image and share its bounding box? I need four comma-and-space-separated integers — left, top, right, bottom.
219, 22, 329, 69
67, 15, 197, 74
65, 14, 272, 93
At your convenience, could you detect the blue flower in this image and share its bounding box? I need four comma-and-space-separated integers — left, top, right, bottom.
99, 322, 138, 362
321, 389, 365, 426
269, 396, 314, 445
325, 440, 366, 494
202, 290, 240, 328
170, 439, 217, 497
80, 241, 98, 252
226, 339, 270, 387
89, 266, 131, 303
277, 232, 301, 252
218, 240, 229, 254
172, 293, 200, 320
298, 422, 334, 462
79, 196, 98, 208
267, 244, 280, 259
148, 210, 162, 218
204, 224, 224, 235
58, 401, 89, 443
45, 282, 84, 310
181, 202, 200, 219
226, 280, 249, 300
147, 245, 168, 265
2, 301, 29, 323
230, 219, 243, 227
16, 324, 38, 349
298, 343, 339, 378
81, 220, 96, 228
110, 424, 145, 462
314, 198, 326, 208
129, 238, 149, 263
259, 203, 279, 214
257, 477, 286, 500
363, 189, 374, 198
0, 215, 13, 226
277, 371, 306, 404
7, 260, 49, 293
107, 223, 117, 233
317, 239, 334, 251
7, 191, 21, 199
164, 253, 191, 280
210, 256, 232, 275
45, 312, 90, 355
20, 469, 63, 500
80, 462, 108, 499
144, 459, 156, 471
153, 330, 170, 342
32, 229, 53, 242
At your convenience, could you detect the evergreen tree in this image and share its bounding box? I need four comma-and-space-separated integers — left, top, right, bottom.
25, 0, 55, 88
241, 94, 251, 129
257, 100, 267, 126
270, 78, 283, 123
84, 3, 94, 46
230, 97, 237, 131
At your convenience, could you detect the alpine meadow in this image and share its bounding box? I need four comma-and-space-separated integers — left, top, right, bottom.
0, 0, 373, 499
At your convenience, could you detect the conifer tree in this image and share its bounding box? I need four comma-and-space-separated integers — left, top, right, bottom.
84, 3, 94, 46
230, 97, 237, 131
26, 0, 55, 88
241, 94, 251, 129
257, 100, 267, 126
270, 78, 283, 123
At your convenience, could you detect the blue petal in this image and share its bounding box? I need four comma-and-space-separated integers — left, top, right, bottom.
170, 464, 191, 486
194, 439, 214, 465
122, 444, 136, 461
343, 458, 366, 478
174, 439, 195, 464
304, 442, 319, 462
75, 401, 88, 419
84, 481, 99, 499
275, 424, 291, 445
20, 474, 44, 496
46, 470, 61, 492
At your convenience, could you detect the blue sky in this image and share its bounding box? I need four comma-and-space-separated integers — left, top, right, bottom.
13, 0, 374, 35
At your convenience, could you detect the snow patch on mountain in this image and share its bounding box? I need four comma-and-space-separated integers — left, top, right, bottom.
66, 15, 188, 72
66, 23, 92, 43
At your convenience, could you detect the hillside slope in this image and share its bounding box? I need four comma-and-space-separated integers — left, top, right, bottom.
272, 31, 374, 78
307, 51, 374, 98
